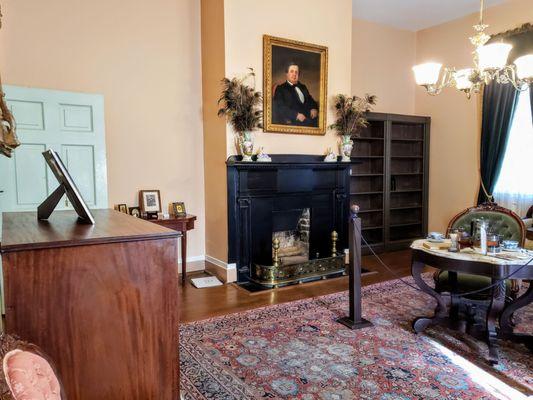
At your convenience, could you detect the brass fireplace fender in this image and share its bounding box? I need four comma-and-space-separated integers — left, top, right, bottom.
251, 230, 345, 288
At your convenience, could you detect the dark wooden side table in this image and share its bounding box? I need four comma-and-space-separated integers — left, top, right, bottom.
151, 214, 197, 284
410, 239, 533, 364
527, 227, 533, 241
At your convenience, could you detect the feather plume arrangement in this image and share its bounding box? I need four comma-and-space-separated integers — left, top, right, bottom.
329, 94, 376, 137
218, 68, 263, 134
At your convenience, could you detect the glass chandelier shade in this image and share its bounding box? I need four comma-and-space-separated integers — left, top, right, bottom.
476, 43, 512, 70
412, 63, 442, 85
514, 54, 533, 80
412, 0, 533, 97
454, 69, 474, 90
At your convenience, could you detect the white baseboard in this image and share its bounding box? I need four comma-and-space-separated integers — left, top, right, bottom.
205, 255, 236, 270
177, 255, 237, 282
177, 255, 205, 264
205, 255, 237, 283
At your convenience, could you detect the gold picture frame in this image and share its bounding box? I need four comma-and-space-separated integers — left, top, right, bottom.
263, 35, 328, 135
171, 202, 187, 217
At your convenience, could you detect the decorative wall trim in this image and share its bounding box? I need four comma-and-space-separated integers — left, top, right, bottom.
491, 22, 533, 40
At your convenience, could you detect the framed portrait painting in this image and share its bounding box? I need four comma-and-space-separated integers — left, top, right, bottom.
263, 35, 328, 135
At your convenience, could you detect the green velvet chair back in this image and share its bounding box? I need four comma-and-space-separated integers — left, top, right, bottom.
447, 203, 525, 246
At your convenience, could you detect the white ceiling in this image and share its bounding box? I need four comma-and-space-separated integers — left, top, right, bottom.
352, 0, 507, 31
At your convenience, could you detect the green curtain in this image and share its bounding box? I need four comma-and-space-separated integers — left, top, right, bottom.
477, 23, 533, 204
478, 82, 519, 204
530, 84, 533, 124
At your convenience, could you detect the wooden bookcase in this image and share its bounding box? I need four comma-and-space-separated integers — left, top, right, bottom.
350, 112, 430, 254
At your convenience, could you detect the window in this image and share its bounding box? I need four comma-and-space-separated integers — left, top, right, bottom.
493, 87, 533, 216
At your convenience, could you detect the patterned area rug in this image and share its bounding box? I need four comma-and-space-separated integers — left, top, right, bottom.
180, 277, 532, 399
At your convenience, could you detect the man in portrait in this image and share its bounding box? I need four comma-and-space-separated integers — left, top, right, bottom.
273, 62, 319, 127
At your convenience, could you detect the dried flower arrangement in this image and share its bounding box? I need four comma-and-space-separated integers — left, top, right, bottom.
329, 94, 376, 137
217, 68, 262, 134
218, 68, 264, 161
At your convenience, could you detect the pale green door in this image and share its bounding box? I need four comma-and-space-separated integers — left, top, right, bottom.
0, 86, 108, 320
0, 85, 108, 212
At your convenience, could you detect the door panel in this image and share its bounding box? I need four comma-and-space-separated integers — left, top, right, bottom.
8, 100, 45, 130
14, 144, 48, 205
62, 145, 96, 206
60, 103, 94, 132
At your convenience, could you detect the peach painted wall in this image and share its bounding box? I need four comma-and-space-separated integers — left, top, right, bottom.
201, 0, 229, 263
415, 0, 533, 232
352, 18, 416, 115
0, 0, 206, 259
223, 0, 353, 157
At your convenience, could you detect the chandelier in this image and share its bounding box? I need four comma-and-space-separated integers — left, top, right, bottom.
412, 0, 533, 98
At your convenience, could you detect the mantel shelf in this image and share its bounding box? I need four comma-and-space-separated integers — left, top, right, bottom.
352, 156, 384, 159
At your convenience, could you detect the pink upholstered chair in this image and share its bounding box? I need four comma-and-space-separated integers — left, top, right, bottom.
0, 334, 64, 400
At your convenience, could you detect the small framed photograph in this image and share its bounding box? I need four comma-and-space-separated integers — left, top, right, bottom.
128, 206, 141, 218
139, 190, 162, 213
116, 204, 129, 214
172, 202, 187, 217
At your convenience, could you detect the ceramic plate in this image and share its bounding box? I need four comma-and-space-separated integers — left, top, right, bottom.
426, 238, 445, 243
502, 247, 521, 253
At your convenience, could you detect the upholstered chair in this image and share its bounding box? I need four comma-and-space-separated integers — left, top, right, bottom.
523, 205, 532, 250
434, 202, 526, 300
0, 334, 64, 400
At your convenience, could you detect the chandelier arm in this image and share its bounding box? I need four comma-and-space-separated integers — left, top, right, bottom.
502, 66, 530, 91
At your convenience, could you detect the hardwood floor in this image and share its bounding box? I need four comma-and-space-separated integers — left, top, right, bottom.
179, 249, 416, 323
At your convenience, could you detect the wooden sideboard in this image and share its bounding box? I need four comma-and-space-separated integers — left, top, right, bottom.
0, 209, 180, 399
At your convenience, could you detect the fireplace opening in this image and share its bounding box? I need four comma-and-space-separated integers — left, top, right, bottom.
272, 208, 310, 266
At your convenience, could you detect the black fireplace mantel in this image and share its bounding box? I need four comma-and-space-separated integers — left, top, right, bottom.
227, 154, 355, 283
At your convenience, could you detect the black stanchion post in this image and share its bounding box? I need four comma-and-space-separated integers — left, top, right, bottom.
337, 204, 373, 330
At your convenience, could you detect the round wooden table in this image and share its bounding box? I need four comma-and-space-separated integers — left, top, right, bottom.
410, 240, 533, 364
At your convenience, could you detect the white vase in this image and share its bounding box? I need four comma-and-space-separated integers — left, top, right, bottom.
340, 135, 353, 162
238, 131, 254, 162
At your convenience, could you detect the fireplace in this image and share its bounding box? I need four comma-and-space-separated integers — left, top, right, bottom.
227, 155, 351, 286
272, 208, 310, 265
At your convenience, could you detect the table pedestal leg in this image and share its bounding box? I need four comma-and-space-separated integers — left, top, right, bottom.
181, 231, 187, 284
411, 260, 448, 333
499, 281, 533, 352
486, 279, 505, 364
